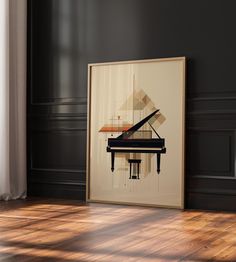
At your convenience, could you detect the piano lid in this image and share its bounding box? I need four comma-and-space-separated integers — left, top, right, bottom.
117, 109, 160, 140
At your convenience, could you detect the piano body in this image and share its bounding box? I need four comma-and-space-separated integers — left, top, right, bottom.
107, 109, 166, 175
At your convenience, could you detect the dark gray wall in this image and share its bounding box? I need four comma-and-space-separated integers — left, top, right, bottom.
28, 0, 236, 210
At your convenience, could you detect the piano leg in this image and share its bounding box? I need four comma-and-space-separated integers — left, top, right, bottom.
137, 162, 140, 179
157, 153, 161, 174
111, 152, 115, 172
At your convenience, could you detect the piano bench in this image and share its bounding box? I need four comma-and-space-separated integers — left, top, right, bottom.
128, 159, 142, 179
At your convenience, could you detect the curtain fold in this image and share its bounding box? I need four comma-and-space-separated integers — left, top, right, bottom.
0, 0, 27, 200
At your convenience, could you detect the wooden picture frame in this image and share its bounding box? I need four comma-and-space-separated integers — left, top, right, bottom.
87, 57, 186, 208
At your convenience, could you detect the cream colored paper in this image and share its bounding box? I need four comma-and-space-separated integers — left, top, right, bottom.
87, 58, 185, 208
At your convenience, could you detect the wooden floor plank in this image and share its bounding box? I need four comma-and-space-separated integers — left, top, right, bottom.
0, 198, 236, 261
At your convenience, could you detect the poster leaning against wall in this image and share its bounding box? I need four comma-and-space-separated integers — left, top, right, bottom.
87, 57, 186, 208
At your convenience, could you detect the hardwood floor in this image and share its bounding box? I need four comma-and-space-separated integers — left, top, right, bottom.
0, 199, 236, 261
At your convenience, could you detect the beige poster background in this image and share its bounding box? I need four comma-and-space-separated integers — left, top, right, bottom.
87, 57, 185, 208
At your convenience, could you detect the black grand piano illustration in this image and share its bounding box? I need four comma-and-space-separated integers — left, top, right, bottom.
107, 109, 166, 179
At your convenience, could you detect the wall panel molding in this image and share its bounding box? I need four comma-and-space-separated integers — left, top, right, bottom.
27, 0, 87, 199
28, 0, 236, 209
187, 130, 234, 178
31, 97, 87, 106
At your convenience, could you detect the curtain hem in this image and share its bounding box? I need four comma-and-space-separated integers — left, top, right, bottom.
0, 191, 26, 201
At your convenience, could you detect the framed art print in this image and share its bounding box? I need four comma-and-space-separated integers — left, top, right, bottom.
87, 57, 186, 208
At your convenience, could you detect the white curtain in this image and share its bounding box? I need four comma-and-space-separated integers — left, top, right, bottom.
0, 0, 27, 200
